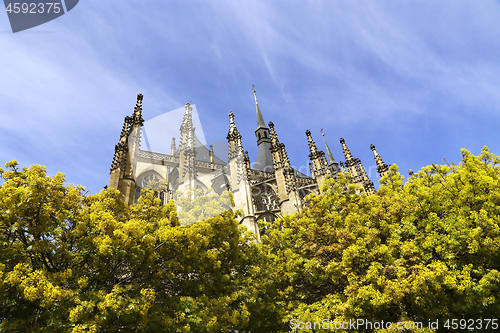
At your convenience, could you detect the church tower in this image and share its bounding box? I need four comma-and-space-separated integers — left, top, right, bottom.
109, 94, 144, 205
253, 86, 274, 172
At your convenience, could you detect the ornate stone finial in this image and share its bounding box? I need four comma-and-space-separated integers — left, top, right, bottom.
306, 130, 328, 179
209, 144, 214, 170
268, 121, 281, 153
119, 116, 130, 142
243, 150, 251, 177
171, 137, 176, 155
340, 137, 353, 161
227, 111, 239, 138
227, 111, 243, 158
131, 94, 145, 126
305, 130, 318, 154
371, 143, 389, 178
355, 160, 375, 195
268, 121, 275, 131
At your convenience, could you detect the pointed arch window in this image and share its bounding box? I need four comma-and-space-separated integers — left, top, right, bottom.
135, 171, 169, 205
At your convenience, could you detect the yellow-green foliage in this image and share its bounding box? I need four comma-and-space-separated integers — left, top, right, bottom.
174, 187, 233, 226
0, 161, 260, 332
260, 147, 500, 332
2, 147, 500, 332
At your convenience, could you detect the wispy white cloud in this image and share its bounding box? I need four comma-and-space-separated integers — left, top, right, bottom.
0, 0, 499, 193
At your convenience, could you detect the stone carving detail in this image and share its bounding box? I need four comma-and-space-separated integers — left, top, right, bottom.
371, 144, 389, 178
253, 185, 280, 212
139, 172, 163, 189
138, 151, 178, 162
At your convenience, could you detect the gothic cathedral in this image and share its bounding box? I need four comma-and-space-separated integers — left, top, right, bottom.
108, 89, 390, 236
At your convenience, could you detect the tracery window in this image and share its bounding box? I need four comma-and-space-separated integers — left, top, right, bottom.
252, 184, 279, 212
135, 172, 169, 205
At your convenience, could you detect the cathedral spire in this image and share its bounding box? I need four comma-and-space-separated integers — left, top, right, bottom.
252, 86, 273, 171
253, 85, 267, 130
371, 144, 389, 178
322, 132, 336, 164
321, 131, 340, 178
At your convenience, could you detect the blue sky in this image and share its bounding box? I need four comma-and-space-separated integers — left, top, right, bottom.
1, 1, 500, 194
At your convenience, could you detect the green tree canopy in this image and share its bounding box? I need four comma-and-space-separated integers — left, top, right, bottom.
0, 161, 261, 332
260, 147, 500, 332
3, 147, 500, 332
174, 187, 234, 226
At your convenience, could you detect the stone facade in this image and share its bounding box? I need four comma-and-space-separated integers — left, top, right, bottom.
109, 91, 390, 236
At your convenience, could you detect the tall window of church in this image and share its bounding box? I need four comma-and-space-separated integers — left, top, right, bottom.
258, 133, 261, 140
264, 132, 267, 138
136, 172, 167, 205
